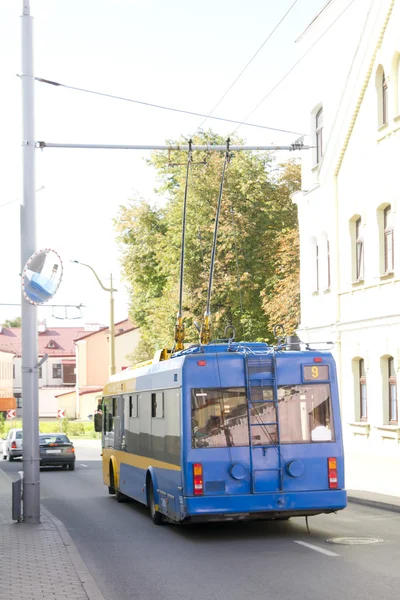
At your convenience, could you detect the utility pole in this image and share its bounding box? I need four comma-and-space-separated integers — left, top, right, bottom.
21, 0, 40, 523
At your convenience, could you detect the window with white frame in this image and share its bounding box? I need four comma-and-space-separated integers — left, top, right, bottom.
388, 357, 397, 424
316, 108, 323, 164
382, 70, 388, 125
376, 66, 388, 127
327, 239, 331, 289
355, 218, 364, 281
310, 238, 319, 292
384, 205, 394, 273
359, 359, 367, 421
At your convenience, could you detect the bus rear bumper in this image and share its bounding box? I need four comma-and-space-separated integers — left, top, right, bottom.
185, 490, 347, 519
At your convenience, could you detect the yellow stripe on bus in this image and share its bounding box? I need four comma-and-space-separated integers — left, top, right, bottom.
102, 448, 181, 472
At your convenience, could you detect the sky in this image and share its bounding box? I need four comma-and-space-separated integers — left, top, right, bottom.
0, 0, 329, 329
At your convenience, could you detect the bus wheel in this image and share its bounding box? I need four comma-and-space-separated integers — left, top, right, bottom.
108, 463, 116, 495
148, 480, 164, 525
116, 490, 128, 503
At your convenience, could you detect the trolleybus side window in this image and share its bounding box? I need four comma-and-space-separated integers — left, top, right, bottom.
278, 384, 334, 443
129, 394, 139, 418
151, 392, 164, 419
191, 387, 248, 448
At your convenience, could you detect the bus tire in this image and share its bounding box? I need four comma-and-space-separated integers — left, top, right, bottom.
147, 480, 164, 525
116, 490, 128, 503
108, 463, 116, 495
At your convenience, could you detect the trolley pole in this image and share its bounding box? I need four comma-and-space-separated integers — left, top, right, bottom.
21, 0, 40, 523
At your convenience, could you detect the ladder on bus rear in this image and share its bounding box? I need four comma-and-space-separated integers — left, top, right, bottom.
244, 352, 284, 492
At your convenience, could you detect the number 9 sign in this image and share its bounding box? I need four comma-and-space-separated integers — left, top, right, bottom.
303, 365, 329, 381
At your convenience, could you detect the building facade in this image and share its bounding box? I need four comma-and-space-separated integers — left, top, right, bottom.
73, 319, 140, 419
0, 349, 14, 400
0, 324, 85, 417
294, 0, 400, 495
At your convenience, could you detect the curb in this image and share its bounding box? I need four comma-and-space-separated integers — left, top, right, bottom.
41, 506, 106, 600
0, 467, 106, 600
348, 495, 400, 514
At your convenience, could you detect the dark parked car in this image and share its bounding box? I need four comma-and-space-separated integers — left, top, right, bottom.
39, 434, 75, 470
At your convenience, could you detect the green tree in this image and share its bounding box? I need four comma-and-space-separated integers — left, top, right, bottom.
261, 228, 300, 335
115, 132, 300, 362
2, 317, 21, 327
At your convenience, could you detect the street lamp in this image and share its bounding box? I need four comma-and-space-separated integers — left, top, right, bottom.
71, 261, 118, 376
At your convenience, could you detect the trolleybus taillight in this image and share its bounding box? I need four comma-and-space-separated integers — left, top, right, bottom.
328, 457, 338, 489
193, 463, 203, 495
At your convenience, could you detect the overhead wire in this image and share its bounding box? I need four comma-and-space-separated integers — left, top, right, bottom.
194, 0, 299, 135
34, 77, 305, 137
232, 0, 358, 135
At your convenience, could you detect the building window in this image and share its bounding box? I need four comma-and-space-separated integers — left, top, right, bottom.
356, 218, 364, 281
327, 239, 331, 289
389, 357, 397, 424
384, 205, 394, 273
15, 393, 22, 409
13, 364, 15, 379
359, 359, 367, 421
52, 364, 62, 379
316, 108, 323, 164
382, 71, 388, 125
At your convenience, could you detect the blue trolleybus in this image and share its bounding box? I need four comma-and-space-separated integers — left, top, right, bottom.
96, 342, 346, 524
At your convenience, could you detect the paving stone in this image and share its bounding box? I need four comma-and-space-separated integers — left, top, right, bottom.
0, 473, 103, 600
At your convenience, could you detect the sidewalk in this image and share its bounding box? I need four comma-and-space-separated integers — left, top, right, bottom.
0, 468, 105, 600
347, 489, 400, 513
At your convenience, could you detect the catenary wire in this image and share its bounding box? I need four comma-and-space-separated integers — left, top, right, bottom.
194, 0, 299, 135
34, 77, 306, 137
232, 0, 358, 134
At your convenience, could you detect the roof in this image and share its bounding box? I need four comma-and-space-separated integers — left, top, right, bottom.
74, 318, 137, 342
55, 386, 103, 398
0, 327, 85, 357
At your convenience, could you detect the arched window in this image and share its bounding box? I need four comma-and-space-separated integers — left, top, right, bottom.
391, 52, 400, 117
376, 66, 388, 126
316, 108, 323, 164
310, 237, 319, 292
382, 70, 388, 125
388, 357, 397, 424
356, 218, 364, 281
359, 359, 367, 421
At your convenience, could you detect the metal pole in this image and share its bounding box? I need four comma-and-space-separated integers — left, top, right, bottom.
21, 0, 40, 523
109, 274, 116, 376
37, 142, 310, 152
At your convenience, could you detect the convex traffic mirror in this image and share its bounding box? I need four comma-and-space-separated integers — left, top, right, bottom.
22, 249, 63, 305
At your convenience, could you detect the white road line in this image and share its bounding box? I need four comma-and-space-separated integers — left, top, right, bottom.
294, 540, 340, 557
80, 464, 88, 468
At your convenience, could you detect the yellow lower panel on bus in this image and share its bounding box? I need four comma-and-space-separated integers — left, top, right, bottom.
102, 447, 181, 489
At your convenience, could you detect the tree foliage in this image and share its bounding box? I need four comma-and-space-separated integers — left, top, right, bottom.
115, 132, 301, 362
2, 317, 21, 327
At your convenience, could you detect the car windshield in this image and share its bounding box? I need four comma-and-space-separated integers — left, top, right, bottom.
39, 435, 70, 445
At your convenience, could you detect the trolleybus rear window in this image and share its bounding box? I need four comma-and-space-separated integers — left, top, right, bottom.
192, 388, 248, 448
278, 384, 334, 443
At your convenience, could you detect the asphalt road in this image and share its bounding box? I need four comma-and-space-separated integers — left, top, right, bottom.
2, 442, 400, 600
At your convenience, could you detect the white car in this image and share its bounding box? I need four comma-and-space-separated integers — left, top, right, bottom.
2, 428, 23, 461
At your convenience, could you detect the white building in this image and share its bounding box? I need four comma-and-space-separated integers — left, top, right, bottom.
294, 0, 400, 496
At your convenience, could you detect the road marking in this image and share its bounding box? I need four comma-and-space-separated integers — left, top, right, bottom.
294, 540, 339, 556
80, 464, 88, 468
